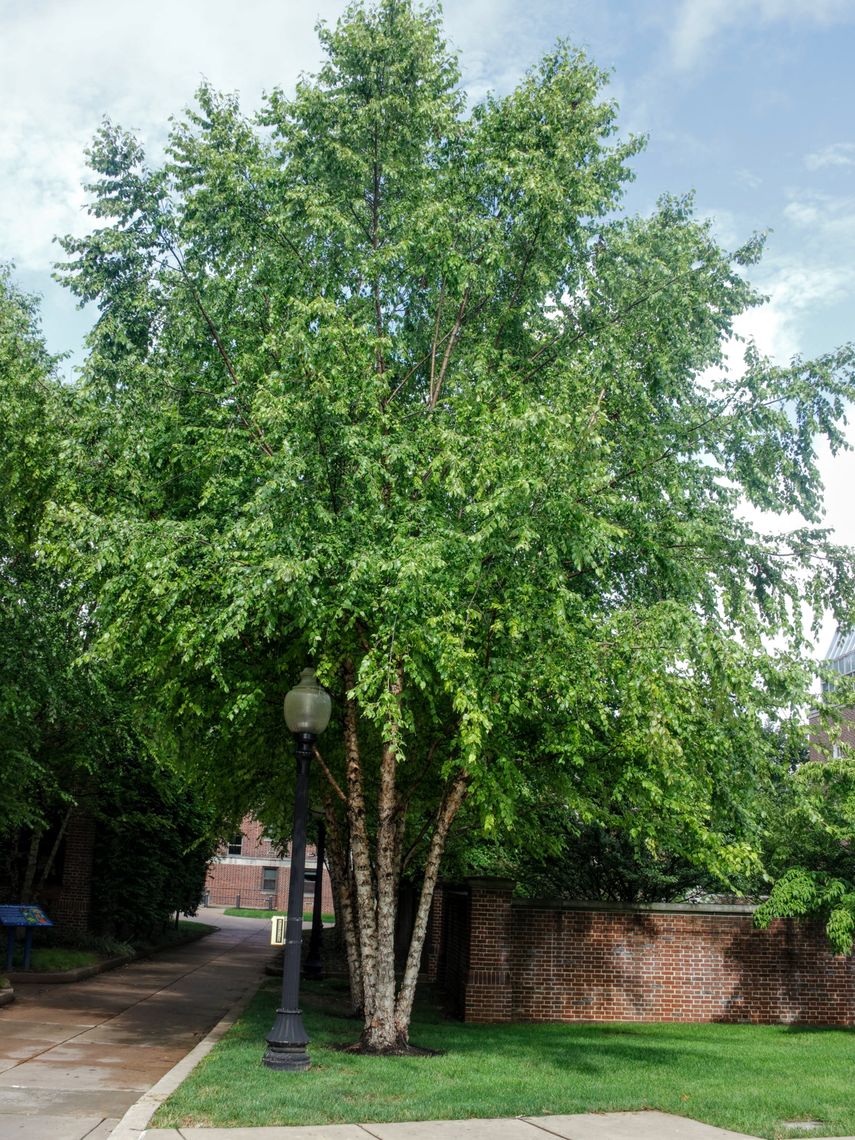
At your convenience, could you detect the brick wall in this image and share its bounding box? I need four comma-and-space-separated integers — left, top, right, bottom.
434, 879, 855, 1027
463, 879, 515, 1022
50, 809, 96, 935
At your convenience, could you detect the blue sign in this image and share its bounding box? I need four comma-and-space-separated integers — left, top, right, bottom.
1, 904, 54, 971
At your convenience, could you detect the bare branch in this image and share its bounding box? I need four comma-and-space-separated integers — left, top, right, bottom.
314, 744, 347, 803
430, 287, 470, 409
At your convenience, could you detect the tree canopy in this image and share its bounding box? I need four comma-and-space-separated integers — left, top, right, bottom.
52, 0, 855, 1048
0, 267, 218, 936
0, 265, 100, 840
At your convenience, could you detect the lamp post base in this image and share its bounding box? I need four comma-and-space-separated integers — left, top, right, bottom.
262, 1008, 310, 1071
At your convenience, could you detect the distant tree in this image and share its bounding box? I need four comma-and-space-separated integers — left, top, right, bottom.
54, 0, 855, 1050
88, 749, 216, 941
0, 266, 220, 925
0, 264, 103, 853
755, 726, 855, 954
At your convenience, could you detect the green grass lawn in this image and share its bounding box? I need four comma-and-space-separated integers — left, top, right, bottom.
9, 946, 100, 971
223, 906, 334, 922
152, 978, 855, 1139
6, 920, 214, 975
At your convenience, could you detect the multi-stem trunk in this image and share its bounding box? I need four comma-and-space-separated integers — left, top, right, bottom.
329, 663, 470, 1052
394, 771, 469, 1037
360, 664, 405, 1052
342, 660, 379, 1022
351, 765, 468, 1051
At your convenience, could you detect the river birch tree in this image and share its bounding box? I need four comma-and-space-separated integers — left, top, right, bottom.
55, 0, 855, 1050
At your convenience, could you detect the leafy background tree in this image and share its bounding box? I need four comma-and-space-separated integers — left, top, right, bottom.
0, 265, 111, 895
50, 0, 855, 1049
87, 748, 217, 942
756, 699, 855, 954
0, 265, 74, 843
0, 266, 219, 941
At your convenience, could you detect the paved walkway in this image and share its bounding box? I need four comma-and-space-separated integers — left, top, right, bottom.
3, 914, 852, 1140
0, 909, 271, 1140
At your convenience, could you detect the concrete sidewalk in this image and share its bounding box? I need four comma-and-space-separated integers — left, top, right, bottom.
0, 908, 271, 1140
137, 1112, 764, 1140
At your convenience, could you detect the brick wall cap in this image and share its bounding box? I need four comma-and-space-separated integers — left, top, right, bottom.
464, 877, 517, 891
511, 898, 757, 916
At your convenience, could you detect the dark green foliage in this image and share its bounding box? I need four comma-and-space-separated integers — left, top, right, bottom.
0, 266, 221, 940
441, 798, 722, 904
755, 752, 855, 953
512, 823, 720, 904
88, 750, 216, 941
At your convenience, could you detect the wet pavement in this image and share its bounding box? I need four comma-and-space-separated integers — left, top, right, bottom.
0, 909, 270, 1140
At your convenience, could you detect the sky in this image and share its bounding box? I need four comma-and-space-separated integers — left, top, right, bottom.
1, 0, 854, 653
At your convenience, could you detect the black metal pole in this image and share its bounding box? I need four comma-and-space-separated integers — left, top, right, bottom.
263, 731, 314, 1071
304, 817, 326, 980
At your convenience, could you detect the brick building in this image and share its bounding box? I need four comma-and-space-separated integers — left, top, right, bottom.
204, 815, 333, 914
809, 627, 855, 761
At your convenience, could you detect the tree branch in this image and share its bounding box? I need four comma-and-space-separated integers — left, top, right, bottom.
313, 744, 346, 803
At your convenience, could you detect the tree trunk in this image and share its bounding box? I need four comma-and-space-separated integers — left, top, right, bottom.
360, 664, 404, 1052
323, 794, 364, 1015
35, 803, 74, 894
20, 827, 43, 903
335, 663, 469, 1053
394, 771, 468, 1035
342, 661, 379, 1019
352, 767, 469, 1053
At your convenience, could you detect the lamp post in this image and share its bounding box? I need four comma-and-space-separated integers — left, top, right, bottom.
263, 667, 331, 1071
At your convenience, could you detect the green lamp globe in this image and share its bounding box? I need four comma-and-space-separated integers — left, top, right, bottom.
284, 668, 331, 735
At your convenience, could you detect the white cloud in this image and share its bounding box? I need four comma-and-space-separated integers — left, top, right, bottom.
783, 200, 821, 227
806, 142, 855, 170
670, 0, 854, 70
735, 169, 762, 190
670, 0, 733, 71
0, 0, 346, 270
782, 191, 855, 245
734, 261, 855, 364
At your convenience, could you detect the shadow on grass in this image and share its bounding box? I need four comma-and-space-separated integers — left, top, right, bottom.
153, 975, 855, 1138
290, 982, 706, 1078
780, 1023, 855, 1037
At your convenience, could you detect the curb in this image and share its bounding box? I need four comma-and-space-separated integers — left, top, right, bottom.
0, 986, 14, 1006
109, 963, 267, 1140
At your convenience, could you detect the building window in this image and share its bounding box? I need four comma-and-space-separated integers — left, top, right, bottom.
262, 867, 278, 893
227, 834, 243, 855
